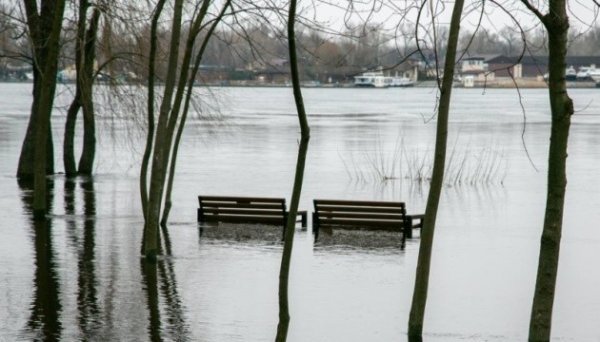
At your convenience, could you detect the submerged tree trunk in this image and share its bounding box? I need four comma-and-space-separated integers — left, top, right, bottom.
77, 8, 101, 175
143, 0, 185, 259
139, 0, 167, 256
64, 95, 81, 176
275, 0, 310, 340
24, 0, 66, 218
17, 0, 63, 181
407, 0, 464, 337
19, 81, 56, 180
143, 0, 227, 259
161, 0, 231, 227
140, 0, 166, 220
524, 1, 573, 341
68, 0, 90, 174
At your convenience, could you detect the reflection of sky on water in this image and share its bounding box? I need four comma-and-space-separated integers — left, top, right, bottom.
1, 83, 599, 341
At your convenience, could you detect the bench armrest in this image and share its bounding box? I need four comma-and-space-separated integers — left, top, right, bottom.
286, 210, 308, 228
296, 210, 307, 228
403, 214, 424, 240
407, 214, 424, 226
406, 214, 424, 229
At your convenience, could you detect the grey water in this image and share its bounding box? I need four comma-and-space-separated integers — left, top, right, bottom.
1, 83, 600, 341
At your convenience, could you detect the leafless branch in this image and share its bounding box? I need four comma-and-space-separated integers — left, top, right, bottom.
520, 0, 545, 22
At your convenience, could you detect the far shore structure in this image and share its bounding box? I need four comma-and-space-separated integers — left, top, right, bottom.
4, 54, 600, 88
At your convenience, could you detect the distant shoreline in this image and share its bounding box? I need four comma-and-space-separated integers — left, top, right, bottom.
2, 79, 598, 89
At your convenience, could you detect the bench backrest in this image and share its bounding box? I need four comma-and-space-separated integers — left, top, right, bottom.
198, 196, 287, 225
313, 199, 407, 230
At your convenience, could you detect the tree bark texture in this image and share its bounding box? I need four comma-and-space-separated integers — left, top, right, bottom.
18, 0, 63, 180
77, 8, 101, 175
161, 0, 231, 227
22, 0, 66, 218
144, 0, 184, 259
64, 95, 81, 176
140, 0, 167, 221
407, 0, 464, 337
275, 0, 311, 340
64, 0, 89, 177
528, 1, 573, 341
17, 80, 56, 179
158, 0, 212, 227
144, 0, 224, 257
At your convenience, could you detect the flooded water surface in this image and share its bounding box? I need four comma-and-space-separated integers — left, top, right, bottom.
1, 83, 600, 341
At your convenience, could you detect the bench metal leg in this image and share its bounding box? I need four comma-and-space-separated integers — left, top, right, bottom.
404, 216, 413, 239
312, 212, 319, 241
401, 231, 406, 250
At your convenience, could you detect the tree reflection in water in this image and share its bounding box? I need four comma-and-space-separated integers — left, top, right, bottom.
141, 224, 191, 341
19, 178, 190, 341
77, 179, 100, 336
141, 259, 161, 342
20, 180, 62, 341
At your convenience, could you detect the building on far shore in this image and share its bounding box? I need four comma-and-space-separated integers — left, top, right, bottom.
459, 57, 494, 87
458, 55, 600, 87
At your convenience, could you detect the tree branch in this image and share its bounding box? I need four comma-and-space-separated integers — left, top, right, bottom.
520, 0, 545, 22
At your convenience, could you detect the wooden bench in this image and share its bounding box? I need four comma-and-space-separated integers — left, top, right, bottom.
312, 199, 423, 244
197, 196, 307, 232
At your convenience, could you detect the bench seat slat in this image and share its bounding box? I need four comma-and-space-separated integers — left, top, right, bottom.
316, 205, 405, 214
318, 218, 402, 228
203, 208, 284, 216
317, 212, 404, 220
201, 202, 284, 210
202, 215, 284, 224
199, 196, 285, 204
315, 199, 405, 207
318, 225, 400, 232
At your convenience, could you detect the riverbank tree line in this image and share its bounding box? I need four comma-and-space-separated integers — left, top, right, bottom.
2, 2, 600, 84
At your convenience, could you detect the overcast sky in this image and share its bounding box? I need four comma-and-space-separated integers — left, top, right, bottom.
310, 0, 600, 33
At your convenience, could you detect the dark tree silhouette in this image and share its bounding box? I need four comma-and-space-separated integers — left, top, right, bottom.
408, 0, 465, 338
520, 1, 574, 341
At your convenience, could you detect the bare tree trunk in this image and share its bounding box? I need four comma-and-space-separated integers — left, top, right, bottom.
64, 0, 89, 177
18, 83, 55, 180
140, 0, 167, 255
523, 1, 573, 340
24, 0, 66, 218
64, 95, 81, 177
161, 0, 231, 227
407, 0, 464, 337
17, 0, 61, 181
77, 8, 101, 175
140, 0, 166, 220
144, 0, 228, 259
144, 0, 184, 259
275, 0, 310, 339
